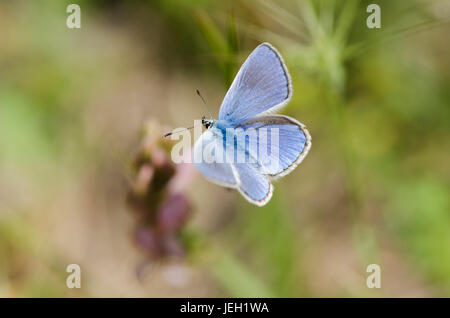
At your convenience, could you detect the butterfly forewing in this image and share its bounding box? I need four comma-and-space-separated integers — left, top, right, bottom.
218, 43, 292, 124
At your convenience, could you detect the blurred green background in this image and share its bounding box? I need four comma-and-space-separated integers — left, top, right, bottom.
0, 0, 449, 297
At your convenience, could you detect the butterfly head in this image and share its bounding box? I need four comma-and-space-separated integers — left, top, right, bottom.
201, 116, 214, 129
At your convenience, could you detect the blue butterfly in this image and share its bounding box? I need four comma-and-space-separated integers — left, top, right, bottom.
194, 43, 311, 206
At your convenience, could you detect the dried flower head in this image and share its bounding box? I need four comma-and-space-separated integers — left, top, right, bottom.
128, 120, 195, 260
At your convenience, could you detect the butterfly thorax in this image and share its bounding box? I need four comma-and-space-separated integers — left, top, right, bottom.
214, 119, 235, 130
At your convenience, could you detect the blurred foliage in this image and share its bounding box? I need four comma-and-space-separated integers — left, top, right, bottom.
194, 9, 239, 87
0, 0, 449, 297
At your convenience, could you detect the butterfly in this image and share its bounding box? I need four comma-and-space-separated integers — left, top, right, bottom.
193, 43, 311, 206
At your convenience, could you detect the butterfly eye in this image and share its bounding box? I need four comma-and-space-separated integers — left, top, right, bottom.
201, 117, 212, 129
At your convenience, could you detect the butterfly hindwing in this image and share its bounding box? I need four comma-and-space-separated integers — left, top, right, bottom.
193, 127, 274, 206
234, 115, 311, 178
233, 162, 273, 206
193, 129, 237, 187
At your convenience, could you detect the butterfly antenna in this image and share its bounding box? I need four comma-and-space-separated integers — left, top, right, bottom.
196, 89, 213, 119
163, 126, 194, 138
